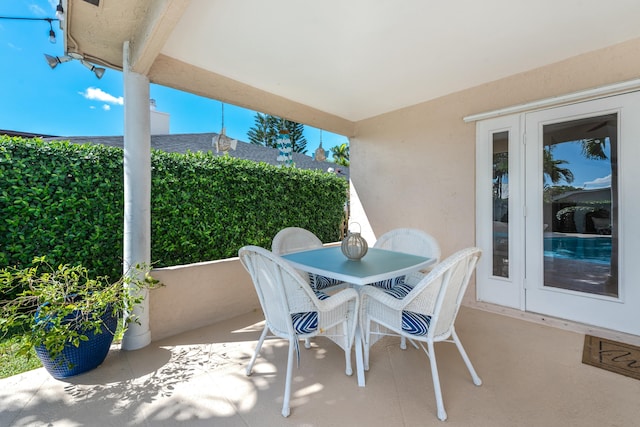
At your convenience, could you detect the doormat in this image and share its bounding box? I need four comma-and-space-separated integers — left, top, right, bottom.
582, 335, 640, 381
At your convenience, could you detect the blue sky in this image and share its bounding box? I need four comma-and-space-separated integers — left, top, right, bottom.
549, 140, 612, 189
0, 0, 348, 158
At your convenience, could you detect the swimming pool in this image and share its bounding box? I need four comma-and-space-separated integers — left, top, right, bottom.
544, 236, 611, 264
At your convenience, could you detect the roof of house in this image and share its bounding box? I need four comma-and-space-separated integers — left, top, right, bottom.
1, 129, 57, 138
43, 133, 349, 179
552, 187, 611, 203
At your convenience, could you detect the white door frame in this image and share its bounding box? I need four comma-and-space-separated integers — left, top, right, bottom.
474, 90, 640, 336
475, 115, 524, 309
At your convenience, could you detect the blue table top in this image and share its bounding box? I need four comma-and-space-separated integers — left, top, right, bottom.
281, 246, 434, 286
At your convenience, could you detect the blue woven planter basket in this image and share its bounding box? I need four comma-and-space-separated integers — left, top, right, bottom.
35, 309, 118, 379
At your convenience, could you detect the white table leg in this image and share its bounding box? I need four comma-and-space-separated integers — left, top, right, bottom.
354, 326, 365, 387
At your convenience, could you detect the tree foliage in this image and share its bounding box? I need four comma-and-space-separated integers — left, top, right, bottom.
246, 113, 278, 147
580, 138, 608, 160
330, 143, 350, 167
247, 113, 307, 153
543, 147, 574, 185
493, 152, 508, 200
1, 136, 348, 280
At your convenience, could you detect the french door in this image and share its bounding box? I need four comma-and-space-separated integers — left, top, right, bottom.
476, 92, 640, 335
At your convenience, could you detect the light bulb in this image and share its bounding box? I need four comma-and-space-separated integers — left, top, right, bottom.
56, 2, 65, 22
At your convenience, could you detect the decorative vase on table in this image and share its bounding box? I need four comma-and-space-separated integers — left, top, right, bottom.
341, 223, 369, 261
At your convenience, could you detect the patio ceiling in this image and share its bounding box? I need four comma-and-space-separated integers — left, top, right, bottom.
64, 0, 640, 135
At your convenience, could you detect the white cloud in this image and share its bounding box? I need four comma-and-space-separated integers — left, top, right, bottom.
584, 174, 611, 188
102, 104, 111, 111
30, 4, 47, 15
80, 87, 124, 105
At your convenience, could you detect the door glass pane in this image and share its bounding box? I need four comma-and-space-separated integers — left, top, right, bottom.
542, 114, 618, 297
492, 131, 509, 277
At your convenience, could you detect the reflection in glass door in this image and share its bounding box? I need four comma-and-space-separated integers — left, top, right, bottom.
492, 132, 509, 278
541, 114, 618, 297
477, 90, 640, 334
475, 114, 523, 309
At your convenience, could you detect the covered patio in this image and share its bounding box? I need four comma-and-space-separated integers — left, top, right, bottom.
6, 1, 640, 425
2, 306, 639, 426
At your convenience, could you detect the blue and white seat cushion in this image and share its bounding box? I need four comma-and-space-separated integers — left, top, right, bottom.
401, 311, 431, 336
308, 273, 342, 290
381, 282, 413, 299
369, 275, 406, 290
290, 291, 330, 334
375, 283, 430, 336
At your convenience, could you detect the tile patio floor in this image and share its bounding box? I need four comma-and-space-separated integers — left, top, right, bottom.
2, 307, 639, 426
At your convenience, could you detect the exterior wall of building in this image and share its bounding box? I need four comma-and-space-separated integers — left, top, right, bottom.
147, 37, 640, 342
150, 109, 170, 135
149, 258, 259, 341
349, 37, 640, 305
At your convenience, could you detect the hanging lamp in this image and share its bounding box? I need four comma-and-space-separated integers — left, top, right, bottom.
314, 129, 327, 162
212, 102, 237, 153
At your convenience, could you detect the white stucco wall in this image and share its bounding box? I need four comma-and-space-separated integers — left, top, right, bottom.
149, 258, 259, 341
147, 37, 640, 342
350, 37, 640, 304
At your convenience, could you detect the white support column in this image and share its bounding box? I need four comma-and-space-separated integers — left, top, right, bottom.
121, 41, 152, 351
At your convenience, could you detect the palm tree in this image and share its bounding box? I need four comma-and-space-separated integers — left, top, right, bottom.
330, 143, 349, 167
493, 152, 508, 200
543, 147, 575, 224
580, 138, 607, 160
580, 135, 617, 291
543, 146, 574, 185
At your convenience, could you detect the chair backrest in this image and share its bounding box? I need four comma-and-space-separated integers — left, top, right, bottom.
405, 247, 481, 341
373, 228, 441, 262
272, 227, 323, 255
239, 245, 318, 338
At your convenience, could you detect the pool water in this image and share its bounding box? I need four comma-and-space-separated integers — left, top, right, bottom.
544, 236, 611, 264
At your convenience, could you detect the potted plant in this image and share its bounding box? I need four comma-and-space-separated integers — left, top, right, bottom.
0, 256, 161, 379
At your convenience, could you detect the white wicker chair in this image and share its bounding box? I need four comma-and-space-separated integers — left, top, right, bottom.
272, 226, 323, 255
239, 245, 359, 417
272, 227, 347, 349
373, 228, 441, 269
372, 228, 442, 349
272, 227, 346, 292
360, 247, 482, 421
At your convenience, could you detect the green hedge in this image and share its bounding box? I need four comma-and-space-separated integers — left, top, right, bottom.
0, 136, 348, 281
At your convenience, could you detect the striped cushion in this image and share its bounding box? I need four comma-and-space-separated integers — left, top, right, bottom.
290, 291, 329, 334
369, 275, 406, 290
401, 311, 431, 336
382, 282, 414, 299
308, 273, 342, 290
291, 312, 318, 334
314, 291, 330, 300
378, 285, 430, 335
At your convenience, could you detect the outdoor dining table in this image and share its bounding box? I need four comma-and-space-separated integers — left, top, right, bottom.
281, 246, 435, 387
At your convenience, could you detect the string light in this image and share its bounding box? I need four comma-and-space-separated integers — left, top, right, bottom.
47, 19, 56, 44
1, 8, 105, 79
56, 1, 65, 23
0, 16, 61, 44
